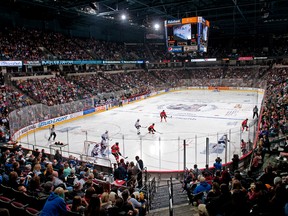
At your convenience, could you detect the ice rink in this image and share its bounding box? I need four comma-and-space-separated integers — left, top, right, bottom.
19, 89, 263, 171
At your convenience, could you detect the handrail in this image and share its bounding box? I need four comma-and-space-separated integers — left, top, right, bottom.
124, 166, 147, 189
168, 176, 173, 216
147, 176, 156, 211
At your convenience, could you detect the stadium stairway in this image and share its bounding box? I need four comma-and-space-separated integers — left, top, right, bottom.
147, 203, 199, 216
149, 179, 197, 215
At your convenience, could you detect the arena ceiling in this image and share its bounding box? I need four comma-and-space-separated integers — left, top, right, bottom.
2, 0, 288, 37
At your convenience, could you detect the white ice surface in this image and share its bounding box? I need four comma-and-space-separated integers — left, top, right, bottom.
19, 90, 263, 171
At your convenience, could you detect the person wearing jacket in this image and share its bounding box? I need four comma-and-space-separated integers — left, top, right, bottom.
193, 177, 212, 195
40, 187, 67, 216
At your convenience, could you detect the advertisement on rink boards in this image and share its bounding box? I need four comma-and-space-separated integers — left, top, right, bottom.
13, 111, 83, 140
95, 105, 106, 112
83, 108, 96, 115
187, 86, 209, 90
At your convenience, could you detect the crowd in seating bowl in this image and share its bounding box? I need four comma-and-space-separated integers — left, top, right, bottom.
1, 26, 288, 215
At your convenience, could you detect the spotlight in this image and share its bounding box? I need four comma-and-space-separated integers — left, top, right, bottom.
154, 23, 160, 30
121, 14, 126, 20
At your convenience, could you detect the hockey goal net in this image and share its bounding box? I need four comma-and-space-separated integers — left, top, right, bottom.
81, 140, 112, 167
82, 140, 100, 157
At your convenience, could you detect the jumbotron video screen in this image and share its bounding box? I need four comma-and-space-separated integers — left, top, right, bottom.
164, 16, 209, 53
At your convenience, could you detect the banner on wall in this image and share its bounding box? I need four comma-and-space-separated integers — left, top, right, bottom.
23, 61, 42, 66
254, 57, 267, 60
41, 60, 74, 65
191, 58, 216, 62
73, 60, 102, 65
0, 61, 22, 66
238, 56, 253, 61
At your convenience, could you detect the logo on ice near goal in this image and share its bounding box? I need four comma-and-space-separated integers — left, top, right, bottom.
200, 143, 225, 154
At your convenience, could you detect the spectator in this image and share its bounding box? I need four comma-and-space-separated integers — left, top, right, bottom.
27, 175, 43, 197
66, 181, 84, 201
251, 152, 262, 173
84, 194, 107, 216
193, 177, 212, 195
38, 181, 54, 199
63, 162, 71, 178
232, 154, 239, 173
203, 183, 232, 216
121, 189, 137, 216
101, 192, 112, 211
69, 196, 86, 215
54, 150, 63, 162
40, 187, 67, 216
213, 157, 222, 172
135, 156, 144, 188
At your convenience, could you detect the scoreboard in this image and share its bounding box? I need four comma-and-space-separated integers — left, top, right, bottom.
164, 17, 210, 53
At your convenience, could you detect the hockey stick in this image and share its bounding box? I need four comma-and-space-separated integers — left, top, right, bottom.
141, 126, 148, 128
155, 131, 163, 134
163, 115, 172, 118
119, 153, 128, 159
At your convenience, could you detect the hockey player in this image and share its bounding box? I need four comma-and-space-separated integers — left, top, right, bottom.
253, 105, 259, 119
48, 125, 56, 141
101, 130, 109, 144
148, 123, 156, 134
91, 143, 100, 157
135, 119, 141, 135
101, 131, 109, 156
242, 118, 249, 131
111, 142, 123, 163
160, 110, 167, 122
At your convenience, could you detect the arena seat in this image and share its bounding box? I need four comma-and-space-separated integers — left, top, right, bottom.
66, 210, 83, 216
15, 191, 34, 206
0, 185, 13, 199
25, 207, 41, 216
10, 201, 28, 216
31, 197, 47, 211
0, 196, 14, 211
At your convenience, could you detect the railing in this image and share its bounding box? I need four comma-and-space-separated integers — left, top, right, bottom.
18, 140, 113, 169
15, 115, 258, 172
147, 177, 156, 211
168, 176, 174, 216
